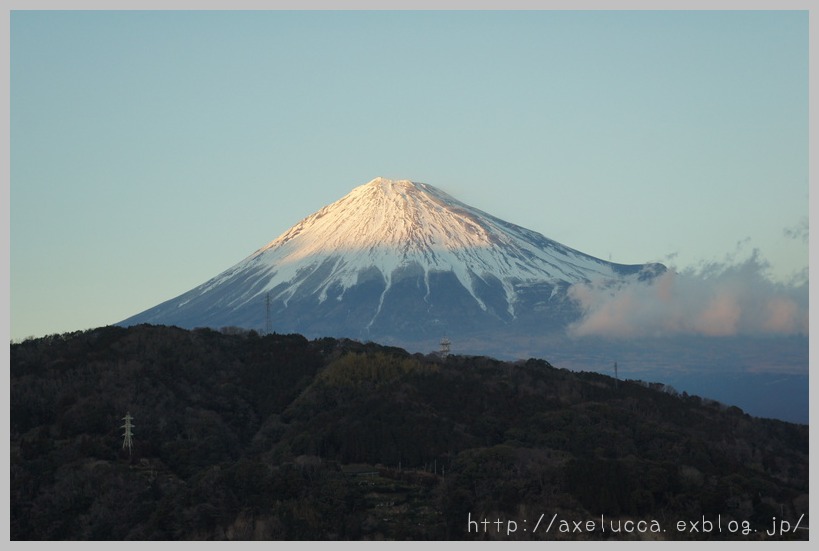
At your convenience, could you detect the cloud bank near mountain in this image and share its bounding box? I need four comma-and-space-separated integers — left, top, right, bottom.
567, 249, 808, 339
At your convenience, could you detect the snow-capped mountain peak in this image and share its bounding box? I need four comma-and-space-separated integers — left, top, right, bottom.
120, 177, 664, 343
242, 177, 644, 309
266, 177, 493, 253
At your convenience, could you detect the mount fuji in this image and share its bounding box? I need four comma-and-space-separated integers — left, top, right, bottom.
120, 177, 665, 352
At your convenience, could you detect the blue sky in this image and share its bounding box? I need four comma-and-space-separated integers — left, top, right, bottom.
9, 9, 809, 341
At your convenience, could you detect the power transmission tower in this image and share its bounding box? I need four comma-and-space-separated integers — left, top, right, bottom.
121, 411, 134, 456
440, 337, 451, 357
265, 292, 272, 335
614, 361, 619, 389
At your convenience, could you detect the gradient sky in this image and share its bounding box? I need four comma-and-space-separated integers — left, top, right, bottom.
9, 8, 809, 341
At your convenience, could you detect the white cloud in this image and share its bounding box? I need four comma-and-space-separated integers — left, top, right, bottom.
567, 249, 808, 339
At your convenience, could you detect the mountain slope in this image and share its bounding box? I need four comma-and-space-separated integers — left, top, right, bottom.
120, 177, 664, 345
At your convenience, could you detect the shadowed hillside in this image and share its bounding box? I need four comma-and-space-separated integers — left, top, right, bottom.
10, 325, 809, 540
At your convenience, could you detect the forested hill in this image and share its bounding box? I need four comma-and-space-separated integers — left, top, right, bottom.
10, 325, 809, 540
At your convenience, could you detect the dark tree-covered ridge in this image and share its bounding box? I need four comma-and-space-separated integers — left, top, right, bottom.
10, 324, 809, 540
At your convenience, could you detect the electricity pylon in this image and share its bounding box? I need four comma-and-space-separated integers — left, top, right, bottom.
121, 411, 134, 456
440, 337, 451, 357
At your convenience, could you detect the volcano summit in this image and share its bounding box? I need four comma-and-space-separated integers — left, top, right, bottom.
121, 177, 665, 351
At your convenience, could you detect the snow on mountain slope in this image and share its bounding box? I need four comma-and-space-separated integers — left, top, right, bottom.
210, 178, 653, 310
120, 177, 664, 340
